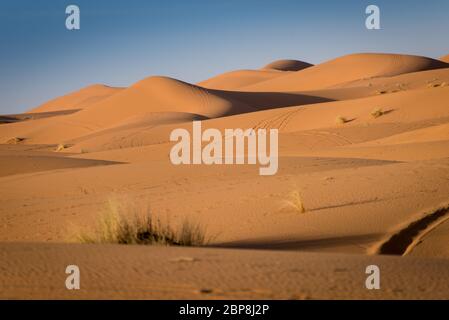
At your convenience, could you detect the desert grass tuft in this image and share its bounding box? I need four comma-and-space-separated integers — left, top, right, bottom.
284, 190, 306, 214
77, 200, 207, 246
56, 143, 68, 152
371, 108, 385, 119
6, 137, 25, 144
335, 116, 349, 125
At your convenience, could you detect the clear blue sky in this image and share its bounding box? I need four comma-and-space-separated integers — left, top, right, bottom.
0, 0, 448, 113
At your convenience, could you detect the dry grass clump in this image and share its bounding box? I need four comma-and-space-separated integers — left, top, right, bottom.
6, 137, 25, 144
55, 144, 68, 152
77, 200, 207, 246
336, 116, 349, 125
371, 108, 385, 119
283, 190, 306, 214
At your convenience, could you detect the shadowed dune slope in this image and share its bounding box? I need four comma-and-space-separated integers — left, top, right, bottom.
0, 153, 118, 177
242, 53, 449, 92
28, 84, 123, 113
262, 59, 313, 71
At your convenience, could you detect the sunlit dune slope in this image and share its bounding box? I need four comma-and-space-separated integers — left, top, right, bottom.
28, 84, 123, 113
242, 53, 449, 92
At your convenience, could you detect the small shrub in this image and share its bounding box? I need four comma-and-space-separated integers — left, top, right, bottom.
336, 116, 349, 125
77, 200, 207, 246
371, 108, 385, 119
6, 137, 25, 144
55, 144, 67, 152
284, 190, 306, 214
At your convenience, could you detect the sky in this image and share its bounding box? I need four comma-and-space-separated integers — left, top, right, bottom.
0, 0, 448, 114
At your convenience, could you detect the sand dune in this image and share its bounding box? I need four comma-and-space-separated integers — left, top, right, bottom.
359, 123, 449, 146
2, 51, 449, 299
2, 243, 449, 299
62, 84, 449, 154
28, 84, 123, 113
241, 53, 449, 92
197, 69, 286, 90
440, 54, 449, 62
198, 59, 312, 90
0, 150, 118, 177
0, 77, 335, 145
65, 76, 258, 127
66, 75, 333, 130
262, 59, 313, 71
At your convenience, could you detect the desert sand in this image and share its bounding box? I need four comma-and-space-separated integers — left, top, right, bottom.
1, 53, 449, 299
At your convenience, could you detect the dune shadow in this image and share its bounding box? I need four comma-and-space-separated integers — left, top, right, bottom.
0, 109, 81, 125
213, 233, 381, 252
381, 109, 395, 116
213, 90, 335, 111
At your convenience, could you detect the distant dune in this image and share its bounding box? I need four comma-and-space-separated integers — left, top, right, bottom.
241, 53, 449, 91
440, 54, 449, 63
262, 59, 313, 71
198, 69, 286, 90
28, 84, 123, 113
198, 59, 312, 90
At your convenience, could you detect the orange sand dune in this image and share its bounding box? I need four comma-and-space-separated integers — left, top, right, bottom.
64, 85, 449, 154
262, 59, 313, 71
197, 69, 286, 90
65, 76, 257, 127
28, 84, 123, 113
440, 54, 449, 62
0, 76, 334, 145
360, 123, 449, 146
66, 76, 333, 129
241, 53, 449, 92
198, 59, 313, 90
0, 150, 118, 177
2, 243, 449, 299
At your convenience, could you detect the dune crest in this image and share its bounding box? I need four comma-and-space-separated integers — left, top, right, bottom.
242, 53, 449, 92
262, 59, 313, 71
440, 54, 449, 63
197, 69, 285, 90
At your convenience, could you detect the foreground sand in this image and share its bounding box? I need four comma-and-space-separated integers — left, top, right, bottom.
1, 243, 449, 300
1, 53, 449, 299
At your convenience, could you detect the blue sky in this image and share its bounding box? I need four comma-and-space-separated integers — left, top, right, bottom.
0, 0, 448, 113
